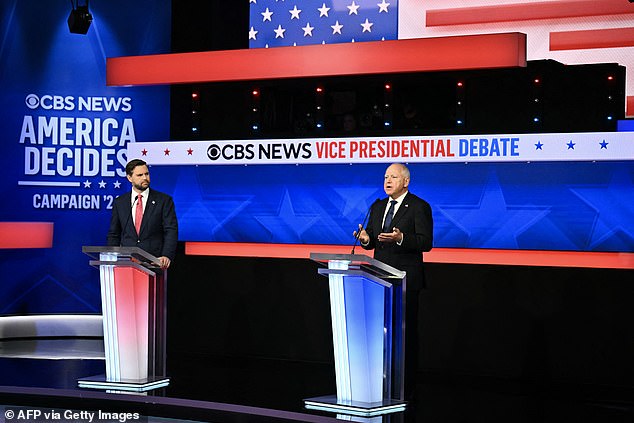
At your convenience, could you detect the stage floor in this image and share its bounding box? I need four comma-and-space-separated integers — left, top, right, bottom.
1, 343, 633, 423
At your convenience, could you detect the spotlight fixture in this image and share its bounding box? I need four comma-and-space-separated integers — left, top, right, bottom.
68, 1, 93, 34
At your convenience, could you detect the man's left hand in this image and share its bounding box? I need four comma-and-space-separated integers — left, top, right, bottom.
158, 256, 171, 269
377, 227, 403, 244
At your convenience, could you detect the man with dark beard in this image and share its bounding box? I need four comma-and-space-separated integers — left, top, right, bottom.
107, 159, 178, 269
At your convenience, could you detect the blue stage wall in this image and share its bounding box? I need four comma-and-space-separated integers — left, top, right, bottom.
150, 160, 634, 252
0, 0, 171, 314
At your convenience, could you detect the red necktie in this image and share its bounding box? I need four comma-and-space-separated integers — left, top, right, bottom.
135, 194, 143, 234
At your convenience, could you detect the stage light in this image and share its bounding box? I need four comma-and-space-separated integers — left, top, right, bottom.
68, 1, 93, 35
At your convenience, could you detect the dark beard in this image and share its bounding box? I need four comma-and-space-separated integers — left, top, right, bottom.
133, 182, 149, 192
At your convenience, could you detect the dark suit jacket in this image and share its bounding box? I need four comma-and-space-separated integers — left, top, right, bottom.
107, 189, 178, 260
363, 192, 433, 290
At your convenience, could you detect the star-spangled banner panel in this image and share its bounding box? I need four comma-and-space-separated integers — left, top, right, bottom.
249, 0, 398, 48
128, 132, 634, 166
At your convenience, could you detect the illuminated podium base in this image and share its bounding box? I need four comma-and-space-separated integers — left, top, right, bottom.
77, 374, 170, 393
305, 253, 408, 418
304, 395, 406, 417
79, 247, 169, 394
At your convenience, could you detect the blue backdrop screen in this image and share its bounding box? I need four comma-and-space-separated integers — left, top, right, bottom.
0, 1, 171, 314
149, 160, 634, 252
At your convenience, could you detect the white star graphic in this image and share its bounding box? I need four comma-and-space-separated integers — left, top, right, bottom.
98, 180, 106, 188
289, 5, 301, 19
318, 3, 330, 17
347, 1, 360, 15
361, 18, 373, 32
331, 20, 343, 35
83, 180, 91, 188
113, 180, 121, 189
261, 8, 273, 22
377, 0, 390, 13
302, 22, 314, 37
249, 26, 258, 40
274, 24, 286, 38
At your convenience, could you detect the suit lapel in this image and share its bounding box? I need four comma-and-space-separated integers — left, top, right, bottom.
122, 192, 137, 236
390, 193, 410, 228
375, 198, 389, 233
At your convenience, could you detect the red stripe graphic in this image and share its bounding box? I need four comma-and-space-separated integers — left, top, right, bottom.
107, 34, 526, 86
550, 27, 634, 50
0, 222, 54, 249
185, 242, 634, 270
427, 0, 634, 27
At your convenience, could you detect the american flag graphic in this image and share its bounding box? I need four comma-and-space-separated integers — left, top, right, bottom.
246, 0, 634, 116
248, 0, 398, 48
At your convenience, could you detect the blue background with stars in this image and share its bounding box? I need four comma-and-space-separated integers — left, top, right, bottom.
151, 160, 634, 252
0, 0, 170, 315
249, 0, 398, 48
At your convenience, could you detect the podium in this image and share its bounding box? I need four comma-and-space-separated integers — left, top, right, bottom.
78, 246, 169, 392
304, 253, 407, 417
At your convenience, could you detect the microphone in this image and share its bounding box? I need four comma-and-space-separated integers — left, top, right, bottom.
351, 198, 380, 255
122, 194, 139, 241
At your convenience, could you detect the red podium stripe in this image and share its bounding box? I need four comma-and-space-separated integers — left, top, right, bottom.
427, 0, 634, 27
628, 96, 634, 117
185, 242, 634, 270
186, 242, 371, 260
550, 27, 634, 50
0, 222, 54, 249
106, 34, 526, 86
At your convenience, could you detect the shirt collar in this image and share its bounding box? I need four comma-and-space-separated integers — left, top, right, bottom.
389, 191, 408, 203
132, 188, 149, 203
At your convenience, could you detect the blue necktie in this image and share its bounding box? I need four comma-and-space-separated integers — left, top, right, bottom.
382, 200, 397, 232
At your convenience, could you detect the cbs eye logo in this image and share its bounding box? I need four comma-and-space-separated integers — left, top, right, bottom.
25, 94, 40, 109
207, 144, 221, 161
206, 143, 255, 161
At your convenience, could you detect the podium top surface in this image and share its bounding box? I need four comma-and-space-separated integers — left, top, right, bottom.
82, 246, 161, 269
310, 252, 406, 280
